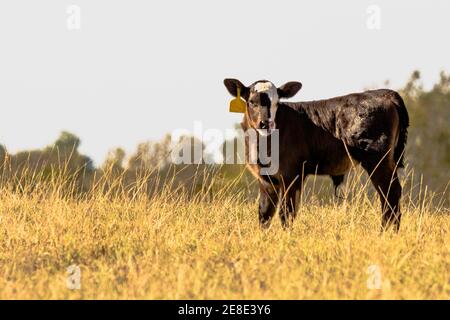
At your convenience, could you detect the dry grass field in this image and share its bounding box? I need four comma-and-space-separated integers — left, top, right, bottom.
0, 167, 448, 300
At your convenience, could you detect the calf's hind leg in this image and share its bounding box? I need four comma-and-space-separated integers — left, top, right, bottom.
364, 160, 402, 232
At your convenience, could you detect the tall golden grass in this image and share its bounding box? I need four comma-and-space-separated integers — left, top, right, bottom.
0, 162, 448, 299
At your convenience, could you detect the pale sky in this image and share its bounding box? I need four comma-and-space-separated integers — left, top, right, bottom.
0, 0, 449, 165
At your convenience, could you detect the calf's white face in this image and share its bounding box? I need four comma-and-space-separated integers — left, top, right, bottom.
252, 81, 279, 136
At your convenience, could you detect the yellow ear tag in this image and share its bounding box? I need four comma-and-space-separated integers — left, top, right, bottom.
229, 88, 246, 113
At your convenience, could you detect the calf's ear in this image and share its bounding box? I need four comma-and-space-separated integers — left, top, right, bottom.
277, 81, 302, 99
223, 78, 249, 100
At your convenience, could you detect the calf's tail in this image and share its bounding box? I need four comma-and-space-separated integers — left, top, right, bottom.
393, 93, 409, 168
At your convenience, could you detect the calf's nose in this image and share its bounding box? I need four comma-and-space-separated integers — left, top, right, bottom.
259, 120, 270, 129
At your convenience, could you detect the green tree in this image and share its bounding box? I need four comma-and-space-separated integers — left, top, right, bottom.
0, 145, 6, 164
103, 147, 126, 174
54, 131, 81, 156
128, 134, 173, 171
400, 70, 450, 191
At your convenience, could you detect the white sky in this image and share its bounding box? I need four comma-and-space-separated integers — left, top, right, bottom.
0, 0, 449, 165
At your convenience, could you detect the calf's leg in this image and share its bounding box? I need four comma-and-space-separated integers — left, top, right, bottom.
364, 161, 402, 232
279, 186, 299, 229
279, 178, 302, 229
259, 183, 279, 229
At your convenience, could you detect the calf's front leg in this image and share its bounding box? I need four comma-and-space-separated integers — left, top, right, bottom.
279, 186, 299, 229
259, 183, 279, 229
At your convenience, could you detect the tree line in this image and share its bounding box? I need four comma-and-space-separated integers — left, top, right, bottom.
0, 71, 448, 201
